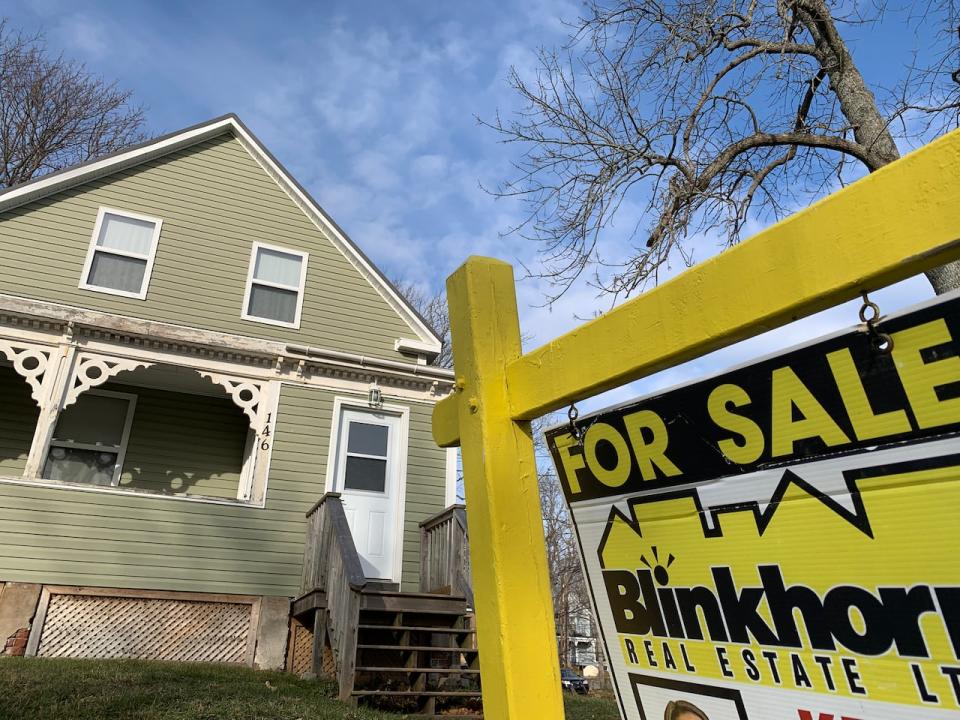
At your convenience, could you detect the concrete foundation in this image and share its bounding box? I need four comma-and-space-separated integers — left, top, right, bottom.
253, 596, 291, 670
0, 583, 42, 657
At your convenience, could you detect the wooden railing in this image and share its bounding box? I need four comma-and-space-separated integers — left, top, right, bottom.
419, 504, 473, 607
302, 493, 365, 701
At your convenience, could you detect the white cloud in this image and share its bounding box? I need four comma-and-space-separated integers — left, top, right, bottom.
56, 14, 108, 57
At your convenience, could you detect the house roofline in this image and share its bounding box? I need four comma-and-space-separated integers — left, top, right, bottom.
0, 113, 444, 355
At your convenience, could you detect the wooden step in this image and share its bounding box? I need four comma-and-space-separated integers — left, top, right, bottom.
364, 581, 401, 592
356, 666, 481, 674
360, 591, 468, 614
358, 624, 475, 634
362, 589, 467, 599
295, 587, 465, 616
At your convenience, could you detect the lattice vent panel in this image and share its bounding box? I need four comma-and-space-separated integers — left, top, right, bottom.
36, 594, 252, 663
288, 619, 314, 676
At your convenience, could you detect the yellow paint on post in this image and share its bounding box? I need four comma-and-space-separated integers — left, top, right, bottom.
439, 257, 563, 719
432, 392, 460, 448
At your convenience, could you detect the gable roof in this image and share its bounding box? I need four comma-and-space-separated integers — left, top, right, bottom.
0, 113, 443, 355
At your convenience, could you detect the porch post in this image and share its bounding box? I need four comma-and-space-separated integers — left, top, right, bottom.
23, 344, 77, 479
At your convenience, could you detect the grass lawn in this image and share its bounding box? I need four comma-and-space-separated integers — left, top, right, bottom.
0, 657, 621, 719
560, 690, 622, 720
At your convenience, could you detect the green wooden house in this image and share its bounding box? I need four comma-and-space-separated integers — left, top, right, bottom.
0, 115, 477, 714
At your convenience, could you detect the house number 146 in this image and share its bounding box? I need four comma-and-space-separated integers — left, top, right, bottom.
260, 413, 273, 451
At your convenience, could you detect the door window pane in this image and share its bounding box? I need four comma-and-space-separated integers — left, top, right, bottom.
97, 214, 156, 255
344, 456, 387, 493
253, 248, 303, 286
347, 422, 389, 456
247, 285, 298, 323
87, 253, 148, 294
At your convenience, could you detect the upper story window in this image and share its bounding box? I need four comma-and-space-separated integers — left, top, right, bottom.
80, 207, 162, 299
242, 242, 308, 328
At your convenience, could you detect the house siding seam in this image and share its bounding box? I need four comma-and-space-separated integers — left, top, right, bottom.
0, 383, 447, 597
0, 134, 416, 361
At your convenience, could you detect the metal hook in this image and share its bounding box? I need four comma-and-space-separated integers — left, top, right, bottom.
568, 402, 583, 445
859, 293, 893, 354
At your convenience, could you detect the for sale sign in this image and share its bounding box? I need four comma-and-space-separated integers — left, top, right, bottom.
546, 292, 960, 720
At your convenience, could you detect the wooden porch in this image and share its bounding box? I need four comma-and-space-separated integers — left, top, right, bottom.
292, 493, 481, 718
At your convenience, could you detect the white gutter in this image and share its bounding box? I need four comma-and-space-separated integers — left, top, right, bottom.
285, 344, 454, 382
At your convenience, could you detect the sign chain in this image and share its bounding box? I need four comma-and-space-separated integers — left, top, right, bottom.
859, 293, 894, 354
567, 402, 584, 445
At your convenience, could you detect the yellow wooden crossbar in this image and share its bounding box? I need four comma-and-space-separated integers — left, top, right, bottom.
434, 127, 960, 720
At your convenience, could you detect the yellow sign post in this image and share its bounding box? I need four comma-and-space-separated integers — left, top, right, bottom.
433, 128, 960, 719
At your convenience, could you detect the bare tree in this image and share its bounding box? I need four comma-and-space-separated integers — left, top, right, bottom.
490, 1, 960, 299
392, 279, 453, 368
0, 19, 146, 189
540, 468, 594, 667
529, 414, 595, 668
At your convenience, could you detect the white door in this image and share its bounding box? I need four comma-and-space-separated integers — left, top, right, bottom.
334, 408, 401, 580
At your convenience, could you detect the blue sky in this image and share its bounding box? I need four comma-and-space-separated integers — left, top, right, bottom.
6, 1, 948, 413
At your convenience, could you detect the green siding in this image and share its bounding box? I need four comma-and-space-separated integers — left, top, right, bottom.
0, 367, 38, 475
401, 401, 447, 590
113, 384, 248, 499
0, 384, 447, 596
0, 134, 418, 361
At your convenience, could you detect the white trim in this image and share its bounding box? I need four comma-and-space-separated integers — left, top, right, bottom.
0, 474, 267, 509
445, 447, 458, 506
244, 381, 280, 504
0, 115, 441, 351
240, 241, 309, 329
78, 207, 163, 300
325, 396, 409, 585
395, 338, 441, 356
43, 388, 138, 487
239, 427, 257, 501
0, 291, 455, 384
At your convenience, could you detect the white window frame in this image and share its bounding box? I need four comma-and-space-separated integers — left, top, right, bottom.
241, 242, 309, 329
44, 389, 138, 488
79, 207, 163, 300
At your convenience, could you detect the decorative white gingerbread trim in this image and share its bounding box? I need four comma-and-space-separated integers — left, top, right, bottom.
64, 354, 153, 408
198, 372, 262, 426
0, 341, 52, 405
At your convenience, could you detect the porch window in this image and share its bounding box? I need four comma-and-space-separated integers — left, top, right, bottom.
241, 243, 308, 328
80, 208, 162, 299
42, 390, 136, 487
